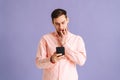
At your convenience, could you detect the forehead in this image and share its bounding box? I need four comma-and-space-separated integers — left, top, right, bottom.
53, 15, 67, 23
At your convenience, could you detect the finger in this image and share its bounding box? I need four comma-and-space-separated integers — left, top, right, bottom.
56, 53, 62, 57
57, 55, 63, 57
53, 52, 57, 56
64, 29, 67, 35
62, 30, 65, 35
60, 31, 64, 37
65, 28, 68, 35
57, 55, 65, 60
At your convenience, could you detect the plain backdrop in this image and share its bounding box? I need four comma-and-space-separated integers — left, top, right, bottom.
0, 0, 120, 80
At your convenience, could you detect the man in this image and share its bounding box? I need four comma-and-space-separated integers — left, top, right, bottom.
36, 8, 86, 80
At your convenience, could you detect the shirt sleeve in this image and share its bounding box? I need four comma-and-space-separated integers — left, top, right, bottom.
35, 37, 55, 69
63, 36, 87, 66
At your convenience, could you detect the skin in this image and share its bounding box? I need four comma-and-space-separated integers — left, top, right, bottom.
51, 15, 69, 63
52, 15, 69, 38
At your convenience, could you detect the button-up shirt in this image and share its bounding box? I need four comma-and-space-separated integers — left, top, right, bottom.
36, 31, 86, 80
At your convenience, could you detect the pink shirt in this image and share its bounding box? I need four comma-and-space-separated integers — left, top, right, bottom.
36, 31, 86, 80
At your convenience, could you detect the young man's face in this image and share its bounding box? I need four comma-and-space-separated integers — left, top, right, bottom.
52, 15, 69, 34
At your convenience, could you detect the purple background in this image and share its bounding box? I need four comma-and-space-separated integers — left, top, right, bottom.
0, 0, 120, 80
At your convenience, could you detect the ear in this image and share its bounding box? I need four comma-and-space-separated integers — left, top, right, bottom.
67, 17, 69, 23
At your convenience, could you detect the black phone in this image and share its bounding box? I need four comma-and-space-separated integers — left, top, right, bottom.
56, 47, 65, 55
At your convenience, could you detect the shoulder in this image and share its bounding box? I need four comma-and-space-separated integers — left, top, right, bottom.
41, 32, 54, 38
39, 32, 55, 42
38, 32, 53, 44
69, 32, 85, 44
70, 32, 83, 40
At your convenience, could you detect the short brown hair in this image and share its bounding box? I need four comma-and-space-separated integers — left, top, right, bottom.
51, 8, 67, 21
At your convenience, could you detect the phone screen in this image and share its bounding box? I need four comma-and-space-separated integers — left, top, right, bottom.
56, 47, 65, 55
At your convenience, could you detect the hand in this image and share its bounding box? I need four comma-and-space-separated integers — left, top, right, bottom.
50, 52, 65, 63
58, 28, 68, 46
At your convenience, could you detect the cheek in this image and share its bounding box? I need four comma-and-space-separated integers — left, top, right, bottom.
54, 26, 59, 31
64, 23, 68, 28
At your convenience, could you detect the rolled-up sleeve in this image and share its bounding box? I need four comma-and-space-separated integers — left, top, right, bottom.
36, 37, 55, 69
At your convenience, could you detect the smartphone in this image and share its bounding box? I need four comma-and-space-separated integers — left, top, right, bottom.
56, 47, 65, 55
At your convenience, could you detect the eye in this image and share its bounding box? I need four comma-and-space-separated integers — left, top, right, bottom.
55, 23, 59, 26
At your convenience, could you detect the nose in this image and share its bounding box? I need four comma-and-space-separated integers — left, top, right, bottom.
59, 24, 63, 30
59, 23, 62, 27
